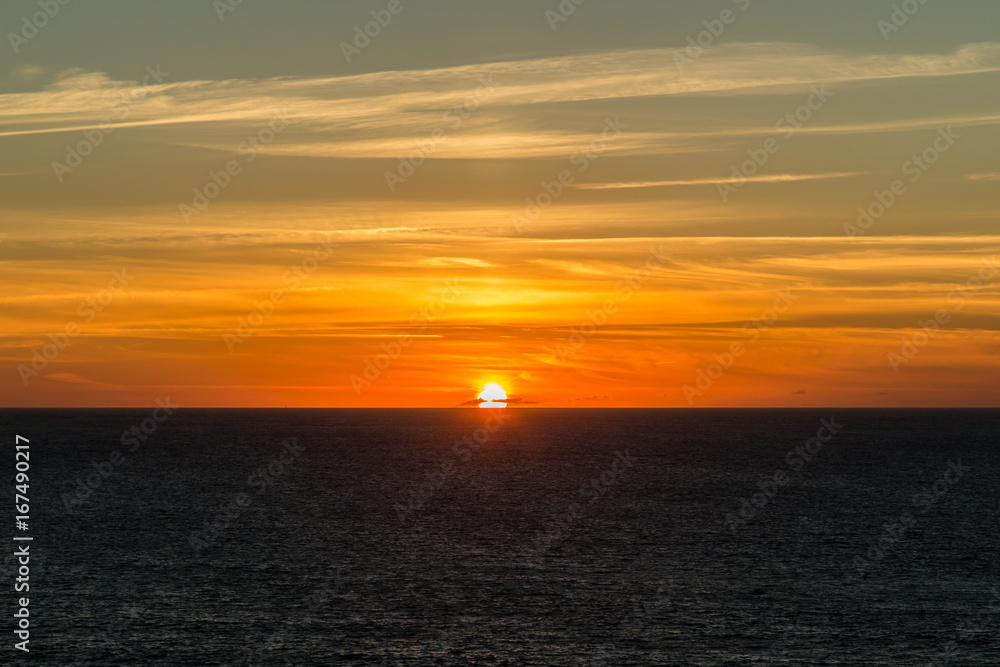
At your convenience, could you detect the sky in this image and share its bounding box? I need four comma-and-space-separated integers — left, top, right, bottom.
1, 0, 998, 407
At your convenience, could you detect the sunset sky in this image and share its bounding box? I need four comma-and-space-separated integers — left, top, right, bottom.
1, 0, 998, 407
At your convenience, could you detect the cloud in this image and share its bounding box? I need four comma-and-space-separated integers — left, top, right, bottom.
43, 373, 123, 388
964, 172, 1000, 181
420, 257, 493, 268
2, 42, 999, 161
530, 259, 618, 276
10, 65, 45, 82
575, 172, 866, 190
792, 389, 807, 395
458, 395, 537, 406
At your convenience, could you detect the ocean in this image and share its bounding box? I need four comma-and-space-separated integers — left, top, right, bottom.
3, 408, 998, 665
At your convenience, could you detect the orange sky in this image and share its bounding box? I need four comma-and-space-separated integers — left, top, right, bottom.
1, 3, 998, 407
3, 207, 996, 407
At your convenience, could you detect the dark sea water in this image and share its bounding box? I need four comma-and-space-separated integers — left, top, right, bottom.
2, 408, 998, 666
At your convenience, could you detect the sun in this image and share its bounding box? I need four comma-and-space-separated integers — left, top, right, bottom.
477, 382, 507, 408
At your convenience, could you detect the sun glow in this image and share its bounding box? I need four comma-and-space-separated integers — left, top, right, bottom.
477, 383, 507, 408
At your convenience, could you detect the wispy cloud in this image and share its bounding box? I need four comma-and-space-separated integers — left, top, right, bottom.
420, 257, 493, 268
1, 43, 998, 161
574, 172, 866, 190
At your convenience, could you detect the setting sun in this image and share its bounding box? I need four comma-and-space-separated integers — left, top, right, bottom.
477, 383, 508, 408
